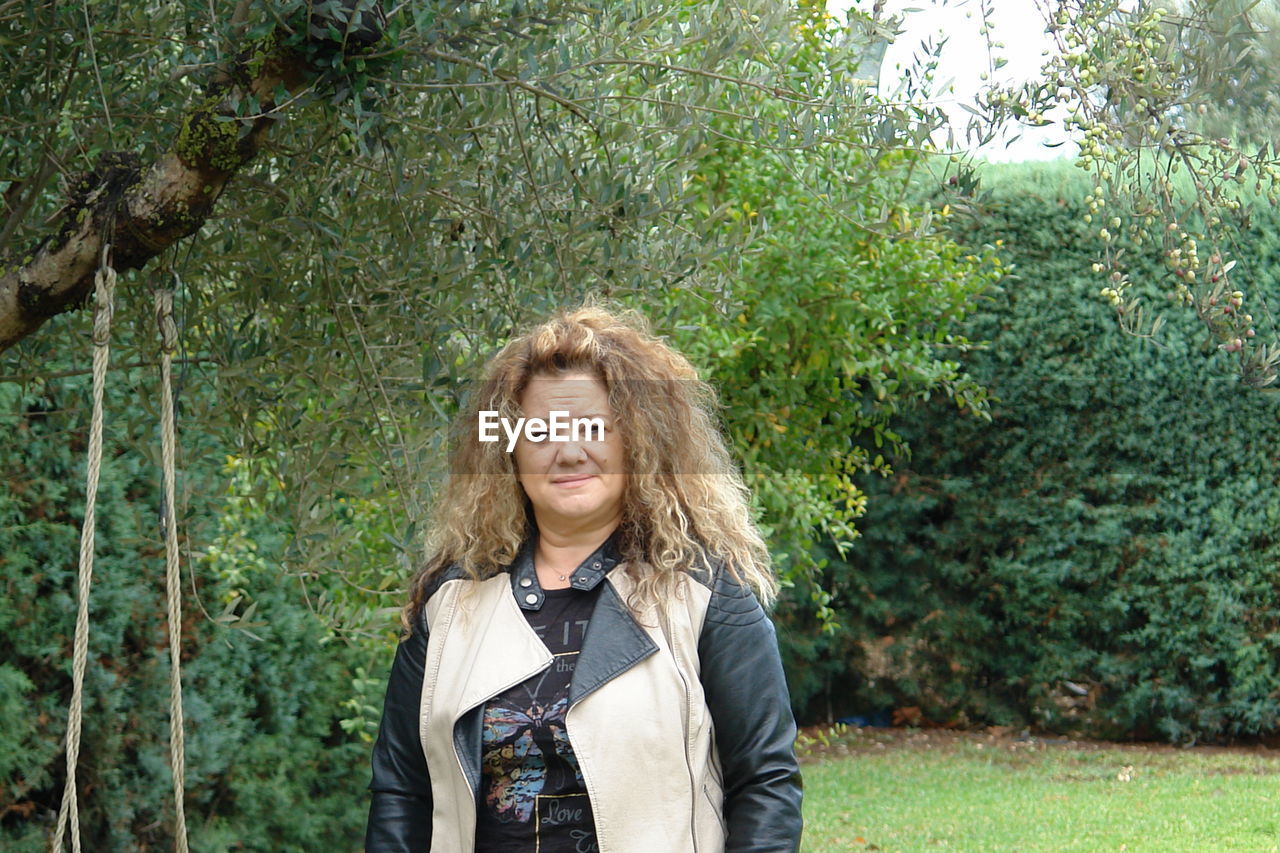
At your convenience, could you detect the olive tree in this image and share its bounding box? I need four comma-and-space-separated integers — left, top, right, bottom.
975, 0, 1280, 386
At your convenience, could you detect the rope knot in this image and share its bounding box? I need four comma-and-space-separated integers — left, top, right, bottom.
155, 289, 178, 354
90, 265, 117, 347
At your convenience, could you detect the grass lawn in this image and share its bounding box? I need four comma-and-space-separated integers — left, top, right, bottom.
800, 727, 1280, 852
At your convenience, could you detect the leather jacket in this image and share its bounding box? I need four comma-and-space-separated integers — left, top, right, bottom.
365, 537, 803, 852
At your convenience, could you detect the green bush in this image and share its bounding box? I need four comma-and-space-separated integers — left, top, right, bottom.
0, 373, 370, 850
788, 161, 1280, 743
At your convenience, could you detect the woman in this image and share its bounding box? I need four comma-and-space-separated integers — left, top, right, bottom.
365, 306, 802, 853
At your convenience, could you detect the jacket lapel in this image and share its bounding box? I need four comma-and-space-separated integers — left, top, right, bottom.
449, 575, 554, 714
570, 574, 658, 706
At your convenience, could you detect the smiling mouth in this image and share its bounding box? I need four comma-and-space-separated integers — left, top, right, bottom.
551, 474, 594, 486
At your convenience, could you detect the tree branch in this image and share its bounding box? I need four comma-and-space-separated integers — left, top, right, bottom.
0, 4, 385, 354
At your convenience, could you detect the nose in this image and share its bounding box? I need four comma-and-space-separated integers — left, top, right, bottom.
556, 438, 588, 464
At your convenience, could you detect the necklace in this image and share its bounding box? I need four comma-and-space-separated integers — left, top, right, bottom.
534, 558, 569, 584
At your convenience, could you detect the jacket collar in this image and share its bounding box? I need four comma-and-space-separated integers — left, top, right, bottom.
509, 529, 623, 610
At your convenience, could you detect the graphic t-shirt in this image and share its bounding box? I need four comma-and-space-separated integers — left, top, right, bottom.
475, 586, 600, 853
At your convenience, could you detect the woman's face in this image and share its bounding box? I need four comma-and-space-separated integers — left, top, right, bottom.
514, 371, 626, 534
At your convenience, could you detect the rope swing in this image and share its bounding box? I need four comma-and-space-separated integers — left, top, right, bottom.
50, 245, 116, 853
50, 250, 190, 852
155, 286, 191, 853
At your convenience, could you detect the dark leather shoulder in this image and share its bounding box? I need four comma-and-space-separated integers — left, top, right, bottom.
406, 563, 468, 636
693, 558, 766, 628
419, 562, 467, 601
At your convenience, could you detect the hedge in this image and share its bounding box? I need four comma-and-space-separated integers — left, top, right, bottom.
777, 161, 1280, 743
0, 370, 370, 851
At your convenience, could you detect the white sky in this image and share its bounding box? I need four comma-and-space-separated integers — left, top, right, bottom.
829, 0, 1080, 162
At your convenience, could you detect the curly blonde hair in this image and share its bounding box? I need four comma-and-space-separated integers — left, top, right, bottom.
403, 304, 774, 629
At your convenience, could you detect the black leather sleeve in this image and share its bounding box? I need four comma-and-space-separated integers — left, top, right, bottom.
698, 570, 803, 852
365, 619, 433, 853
